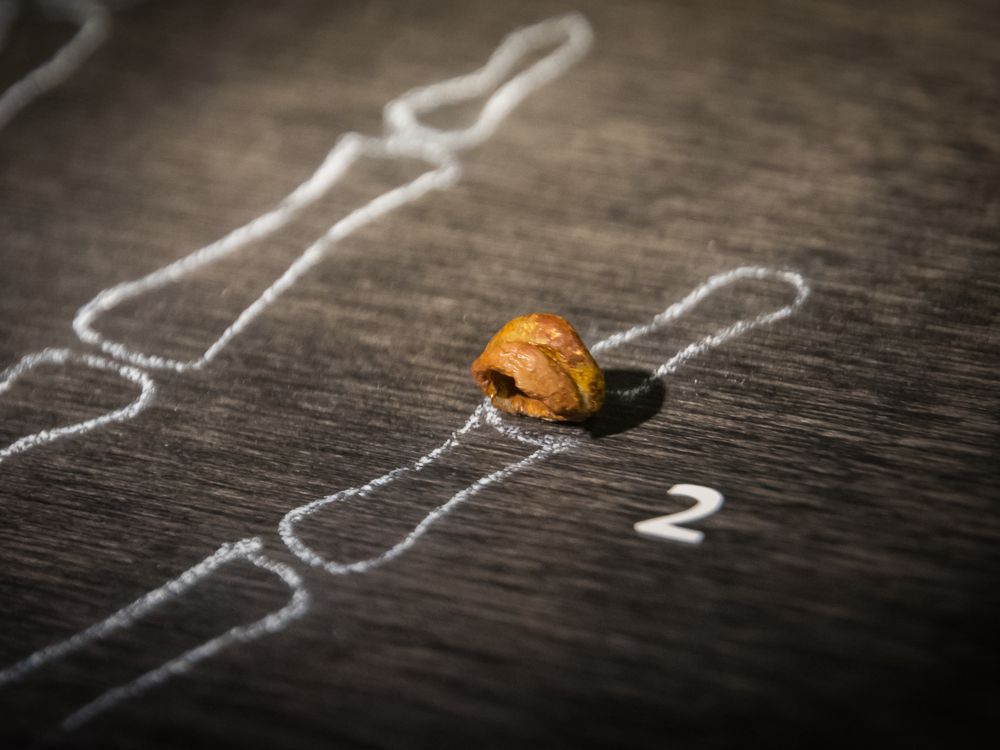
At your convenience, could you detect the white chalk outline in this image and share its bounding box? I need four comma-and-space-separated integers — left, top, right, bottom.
0, 537, 310, 731
279, 407, 578, 575
71, 13, 593, 373
0, 14, 597, 729
0, 347, 155, 465
279, 266, 810, 576
0, 0, 110, 132
0, 265, 811, 732
72, 135, 461, 372
384, 12, 594, 152
0, 12, 816, 735
1, 14, 590, 460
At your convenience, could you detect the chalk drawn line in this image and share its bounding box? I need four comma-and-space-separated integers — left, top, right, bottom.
0, 264, 811, 730
72, 135, 460, 372
0, 0, 110, 133
279, 266, 810, 576
0, 13, 596, 729
71, 14, 593, 373
0, 11, 816, 737
1, 14, 590, 464
0, 537, 310, 731
0, 347, 155, 465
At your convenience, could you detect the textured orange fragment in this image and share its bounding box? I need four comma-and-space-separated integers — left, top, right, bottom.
470, 313, 605, 422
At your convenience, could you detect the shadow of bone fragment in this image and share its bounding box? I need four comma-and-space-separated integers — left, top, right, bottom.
586, 368, 666, 439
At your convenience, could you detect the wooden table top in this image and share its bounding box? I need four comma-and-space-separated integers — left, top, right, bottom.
1, 0, 997, 747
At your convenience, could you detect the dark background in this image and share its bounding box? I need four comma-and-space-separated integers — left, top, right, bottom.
1, 0, 998, 747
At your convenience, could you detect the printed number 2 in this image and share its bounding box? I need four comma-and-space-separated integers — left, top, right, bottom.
634, 484, 724, 545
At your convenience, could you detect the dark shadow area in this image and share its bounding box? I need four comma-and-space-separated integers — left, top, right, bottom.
0, 3, 78, 92
482, 368, 665, 443
585, 368, 665, 439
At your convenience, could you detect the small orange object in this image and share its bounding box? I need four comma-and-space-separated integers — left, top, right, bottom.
470, 313, 605, 422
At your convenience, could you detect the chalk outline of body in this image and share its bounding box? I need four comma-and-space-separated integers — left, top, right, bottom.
0, 13, 813, 733
1, 264, 810, 731
0, 10, 595, 729
2, 13, 594, 462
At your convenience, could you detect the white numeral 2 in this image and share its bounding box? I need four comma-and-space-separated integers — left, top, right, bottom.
634, 484, 724, 544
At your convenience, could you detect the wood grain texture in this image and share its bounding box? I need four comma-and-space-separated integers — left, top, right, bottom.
1, 0, 998, 747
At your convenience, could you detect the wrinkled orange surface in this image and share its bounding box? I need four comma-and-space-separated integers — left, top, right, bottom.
470, 313, 605, 422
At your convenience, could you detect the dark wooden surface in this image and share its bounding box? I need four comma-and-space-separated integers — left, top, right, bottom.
1, 0, 998, 747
